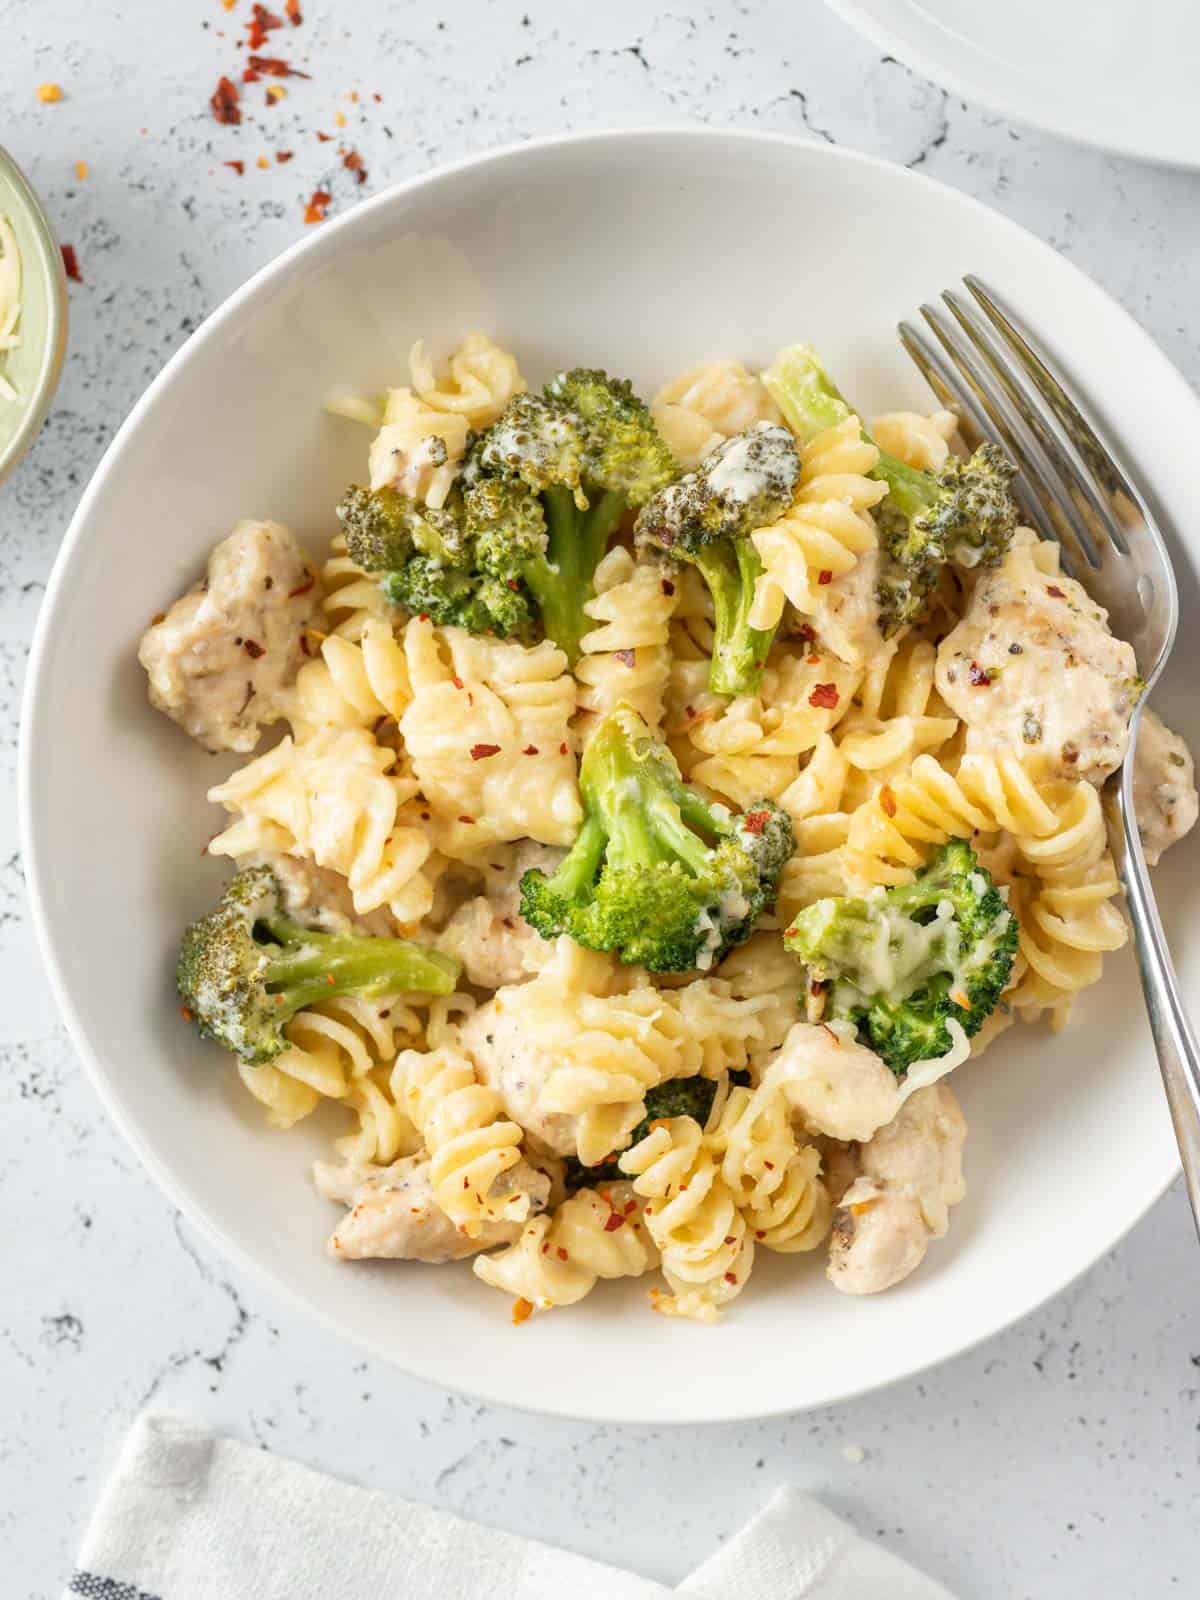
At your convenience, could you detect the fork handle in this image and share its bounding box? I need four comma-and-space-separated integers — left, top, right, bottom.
1110, 770, 1200, 1235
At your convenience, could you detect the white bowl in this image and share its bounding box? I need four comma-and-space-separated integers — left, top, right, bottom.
21, 130, 1200, 1424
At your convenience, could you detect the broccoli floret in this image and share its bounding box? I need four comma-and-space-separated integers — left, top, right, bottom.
336, 483, 533, 638
177, 866, 459, 1065
635, 422, 801, 694
784, 839, 1017, 1076
763, 343, 1019, 632
520, 704, 793, 972
469, 371, 676, 662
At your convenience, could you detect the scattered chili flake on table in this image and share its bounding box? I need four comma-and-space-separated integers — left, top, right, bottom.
246, 3, 283, 48
248, 52, 310, 77
315, 129, 332, 141
334, 109, 347, 127
808, 682, 839, 710
255, 154, 269, 168
342, 148, 367, 184
210, 75, 241, 124
224, 159, 245, 175
303, 188, 331, 222
61, 244, 82, 282
74, 159, 89, 180
265, 83, 287, 102
276, 149, 294, 163
285, 0, 303, 22
37, 82, 64, 103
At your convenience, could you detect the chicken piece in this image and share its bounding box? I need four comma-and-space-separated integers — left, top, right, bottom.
247, 851, 403, 939
458, 995, 577, 1156
827, 1083, 966, 1295
935, 534, 1138, 785
434, 842, 562, 988
139, 519, 321, 753
315, 1154, 550, 1263
1133, 707, 1198, 867
802, 544, 886, 668
758, 1021, 913, 1144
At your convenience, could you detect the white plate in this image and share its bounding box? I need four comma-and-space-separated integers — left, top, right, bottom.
21, 130, 1198, 1424
827, 0, 1200, 168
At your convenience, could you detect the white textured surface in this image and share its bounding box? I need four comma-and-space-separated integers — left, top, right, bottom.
3, 1, 1200, 1594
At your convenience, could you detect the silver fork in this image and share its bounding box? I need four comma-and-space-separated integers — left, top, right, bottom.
898, 277, 1200, 1233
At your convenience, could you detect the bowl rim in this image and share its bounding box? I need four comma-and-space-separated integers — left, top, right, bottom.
18, 125, 1184, 1423
823, 0, 1200, 171
0, 144, 69, 486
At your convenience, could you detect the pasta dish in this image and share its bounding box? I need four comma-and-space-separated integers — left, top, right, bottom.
138, 334, 1197, 1322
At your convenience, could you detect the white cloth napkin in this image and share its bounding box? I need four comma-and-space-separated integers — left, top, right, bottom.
65, 1412, 958, 1600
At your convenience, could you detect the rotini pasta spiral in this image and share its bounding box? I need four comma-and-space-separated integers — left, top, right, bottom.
575, 548, 678, 734
707, 1084, 832, 1252
207, 725, 437, 925
285, 619, 411, 739
396, 1043, 530, 1234
408, 332, 526, 430
833, 638, 960, 810
749, 416, 886, 630
619, 1116, 754, 1321
473, 1182, 658, 1311
676, 645, 862, 808
399, 619, 582, 855
237, 994, 423, 1167
319, 534, 400, 642
870, 409, 958, 471
652, 360, 781, 469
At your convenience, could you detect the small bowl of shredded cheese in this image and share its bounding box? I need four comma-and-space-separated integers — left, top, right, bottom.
0, 144, 68, 485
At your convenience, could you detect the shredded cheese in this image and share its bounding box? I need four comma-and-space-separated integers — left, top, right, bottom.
0, 213, 21, 404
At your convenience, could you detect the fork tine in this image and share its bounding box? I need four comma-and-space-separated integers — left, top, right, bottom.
897, 319, 1061, 549
937, 290, 1110, 570
916, 302, 1099, 572
965, 276, 1137, 555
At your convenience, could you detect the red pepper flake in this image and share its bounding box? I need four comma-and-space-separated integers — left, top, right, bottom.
808, 682, 839, 710
559, 741, 568, 754
555, 1247, 569, 1262
880, 784, 897, 817
342, 148, 368, 185
1047, 584, 1065, 598
61, 244, 82, 282
276, 149, 294, 163
243, 638, 265, 659
303, 188, 331, 224
603, 1210, 627, 1232
150, 611, 166, 626
248, 53, 310, 77
180, 1005, 193, 1022
284, 0, 303, 21
522, 745, 539, 755
724, 1272, 738, 1286
246, 3, 283, 49
315, 129, 332, 142
743, 809, 769, 835
613, 648, 635, 668
224, 159, 245, 175
287, 573, 315, 598
457, 815, 476, 825
810, 978, 825, 996
794, 621, 815, 643
242, 66, 261, 84
511, 1297, 534, 1325
661, 578, 676, 596
967, 661, 993, 687
818, 569, 833, 585
807, 653, 821, 665
505, 578, 520, 592
451, 675, 465, 690
470, 743, 501, 761
210, 75, 241, 124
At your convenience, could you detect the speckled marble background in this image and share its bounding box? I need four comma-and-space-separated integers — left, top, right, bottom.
3, 2, 1200, 1595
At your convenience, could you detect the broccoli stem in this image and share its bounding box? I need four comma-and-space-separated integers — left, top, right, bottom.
259, 916, 458, 1013
694, 540, 776, 697
524, 484, 627, 663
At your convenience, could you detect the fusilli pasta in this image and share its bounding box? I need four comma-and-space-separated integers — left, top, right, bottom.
575, 548, 678, 734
